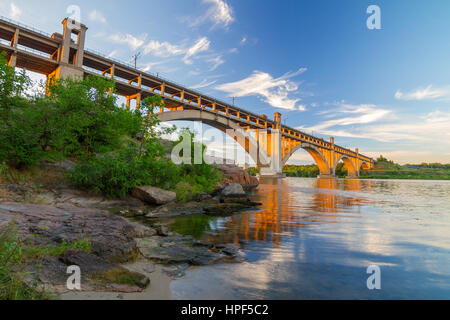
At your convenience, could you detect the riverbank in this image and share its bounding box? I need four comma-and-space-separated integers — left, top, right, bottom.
0, 162, 259, 300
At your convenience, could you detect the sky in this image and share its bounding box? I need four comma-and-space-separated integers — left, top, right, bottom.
2, 0, 450, 164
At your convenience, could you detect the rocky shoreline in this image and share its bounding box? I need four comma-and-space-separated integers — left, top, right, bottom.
0, 163, 260, 298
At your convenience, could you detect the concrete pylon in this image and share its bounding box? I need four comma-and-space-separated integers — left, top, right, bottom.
47, 18, 87, 86
259, 113, 283, 177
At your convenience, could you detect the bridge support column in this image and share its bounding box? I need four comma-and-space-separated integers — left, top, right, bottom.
259, 113, 283, 177
46, 18, 87, 89
8, 53, 17, 68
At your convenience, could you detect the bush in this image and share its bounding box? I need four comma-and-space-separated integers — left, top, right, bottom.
67, 143, 181, 199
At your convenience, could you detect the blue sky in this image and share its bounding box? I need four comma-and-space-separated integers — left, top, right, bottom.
2, 0, 450, 164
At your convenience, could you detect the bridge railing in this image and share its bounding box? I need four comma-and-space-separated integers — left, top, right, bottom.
0, 16, 52, 38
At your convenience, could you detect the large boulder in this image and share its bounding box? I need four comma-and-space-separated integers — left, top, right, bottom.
221, 183, 246, 197
131, 186, 176, 205
0, 202, 139, 263
215, 164, 259, 189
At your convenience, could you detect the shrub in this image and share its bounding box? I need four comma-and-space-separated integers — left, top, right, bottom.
67, 143, 181, 199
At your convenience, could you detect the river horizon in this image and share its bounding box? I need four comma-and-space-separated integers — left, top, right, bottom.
168, 177, 450, 300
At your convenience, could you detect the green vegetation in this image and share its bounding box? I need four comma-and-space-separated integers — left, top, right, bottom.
0, 53, 222, 200
283, 163, 348, 178
0, 223, 91, 300
360, 156, 450, 180
247, 167, 260, 177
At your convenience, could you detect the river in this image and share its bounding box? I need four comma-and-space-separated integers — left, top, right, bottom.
168, 178, 450, 299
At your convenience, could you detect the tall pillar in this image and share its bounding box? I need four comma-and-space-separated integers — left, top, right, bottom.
356, 148, 360, 177
330, 137, 335, 176
49, 18, 87, 82
8, 28, 19, 68
260, 112, 283, 177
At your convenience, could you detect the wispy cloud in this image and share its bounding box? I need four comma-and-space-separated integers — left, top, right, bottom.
395, 85, 450, 101
9, 3, 22, 20
89, 10, 107, 24
190, 79, 218, 90
299, 104, 450, 149
106, 50, 117, 59
109, 33, 147, 51
183, 37, 211, 64
208, 55, 225, 71
215, 68, 307, 110
189, 0, 234, 29
143, 37, 211, 65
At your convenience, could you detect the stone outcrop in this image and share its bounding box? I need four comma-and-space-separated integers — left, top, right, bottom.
215, 164, 259, 189
131, 186, 176, 205
0, 202, 139, 263
221, 183, 246, 197
27, 250, 149, 293
136, 235, 245, 267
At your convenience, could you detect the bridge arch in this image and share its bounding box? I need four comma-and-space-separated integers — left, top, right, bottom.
334, 155, 358, 177
157, 110, 271, 167
359, 161, 370, 171
282, 143, 331, 175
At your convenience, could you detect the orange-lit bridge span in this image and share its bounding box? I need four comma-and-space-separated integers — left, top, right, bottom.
0, 16, 373, 177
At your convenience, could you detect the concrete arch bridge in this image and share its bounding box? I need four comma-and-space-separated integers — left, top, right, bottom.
0, 16, 374, 177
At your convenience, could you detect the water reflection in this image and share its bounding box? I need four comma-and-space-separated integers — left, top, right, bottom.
170, 178, 450, 299
173, 178, 375, 247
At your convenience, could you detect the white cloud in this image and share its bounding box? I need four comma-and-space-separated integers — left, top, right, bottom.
9, 3, 22, 20
190, 0, 234, 29
143, 37, 211, 65
143, 40, 185, 57
109, 33, 147, 50
208, 55, 224, 71
89, 10, 107, 24
299, 105, 450, 148
190, 79, 217, 90
395, 85, 450, 101
215, 68, 307, 110
309, 104, 392, 131
106, 50, 117, 59
240, 36, 247, 45
183, 37, 211, 64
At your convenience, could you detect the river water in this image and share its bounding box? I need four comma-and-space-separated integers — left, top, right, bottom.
169, 178, 450, 300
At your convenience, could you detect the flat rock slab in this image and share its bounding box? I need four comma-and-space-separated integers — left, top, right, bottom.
28, 250, 149, 293
131, 186, 176, 205
136, 236, 245, 266
0, 202, 138, 263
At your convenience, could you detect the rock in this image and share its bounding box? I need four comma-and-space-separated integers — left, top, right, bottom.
136, 236, 224, 266
145, 201, 210, 218
204, 203, 251, 216
0, 202, 139, 263
215, 164, 259, 189
155, 224, 170, 237
221, 184, 246, 197
131, 186, 176, 205
27, 250, 149, 293
126, 221, 157, 238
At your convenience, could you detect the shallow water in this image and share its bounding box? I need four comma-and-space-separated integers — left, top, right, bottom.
169, 178, 450, 300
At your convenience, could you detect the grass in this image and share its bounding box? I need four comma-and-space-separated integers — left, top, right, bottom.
0, 223, 91, 300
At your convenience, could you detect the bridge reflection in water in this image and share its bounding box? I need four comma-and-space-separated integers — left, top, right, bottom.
171, 178, 374, 247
